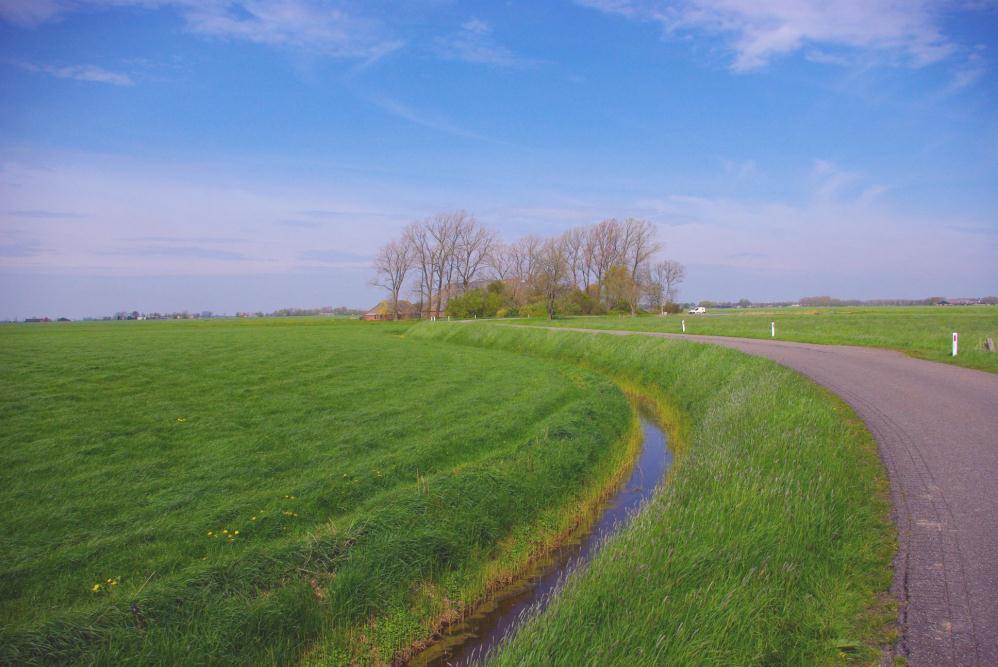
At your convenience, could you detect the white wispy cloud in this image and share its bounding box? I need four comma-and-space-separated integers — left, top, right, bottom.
0, 0, 66, 27
362, 91, 495, 141
433, 18, 527, 67
0, 0, 402, 60
577, 0, 967, 71
13, 61, 134, 85
946, 47, 988, 93
182, 1, 402, 59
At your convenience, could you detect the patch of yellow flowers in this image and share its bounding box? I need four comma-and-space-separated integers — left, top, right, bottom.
90, 577, 119, 593
207, 528, 241, 543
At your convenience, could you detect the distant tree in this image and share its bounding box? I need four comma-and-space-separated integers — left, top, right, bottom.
488, 241, 514, 281
533, 238, 571, 319
618, 219, 659, 315
800, 295, 834, 307
445, 281, 509, 319
453, 214, 496, 289
738, 298, 752, 308
589, 219, 623, 306
604, 265, 637, 313
508, 235, 542, 305
561, 226, 587, 290
403, 222, 434, 318
371, 239, 412, 321
651, 259, 686, 310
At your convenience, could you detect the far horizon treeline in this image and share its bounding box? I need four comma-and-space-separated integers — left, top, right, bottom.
372, 211, 686, 320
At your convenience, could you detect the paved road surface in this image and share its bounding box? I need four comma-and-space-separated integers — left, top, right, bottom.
547, 327, 998, 666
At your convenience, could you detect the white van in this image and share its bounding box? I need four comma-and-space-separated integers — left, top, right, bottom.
688, 306, 706, 315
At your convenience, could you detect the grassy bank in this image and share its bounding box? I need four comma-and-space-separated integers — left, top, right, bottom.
0, 318, 633, 664
410, 322, 896, 665
529, 306, 998, 372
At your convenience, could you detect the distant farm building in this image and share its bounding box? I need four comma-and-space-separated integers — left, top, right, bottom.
362, 299, 419, 321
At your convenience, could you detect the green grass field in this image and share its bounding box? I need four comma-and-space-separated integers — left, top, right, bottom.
532, 306, 998, 372
411, 323, 895, 665
0, 318, 634, 664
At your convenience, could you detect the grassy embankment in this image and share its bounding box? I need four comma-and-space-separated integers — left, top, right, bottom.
531, 306, 998, 372
411, 322, 896, 665
0, 318, 635, 664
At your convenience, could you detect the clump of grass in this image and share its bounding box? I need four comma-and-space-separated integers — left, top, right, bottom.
411, 322, 896, 665
530, 305, 998, 372
0, 318, 633, 664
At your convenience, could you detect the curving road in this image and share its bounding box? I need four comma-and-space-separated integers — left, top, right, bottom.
545, 327, 998, 666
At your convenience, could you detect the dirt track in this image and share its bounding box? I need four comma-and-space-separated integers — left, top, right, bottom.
550, 327, 998, 666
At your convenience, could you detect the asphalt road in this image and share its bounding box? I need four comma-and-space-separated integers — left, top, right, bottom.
548, 327, 998, 666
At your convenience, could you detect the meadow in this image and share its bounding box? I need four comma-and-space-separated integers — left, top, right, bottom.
0, 318, 634, 664
411, 323, 895, 665
535, 306, 998, 372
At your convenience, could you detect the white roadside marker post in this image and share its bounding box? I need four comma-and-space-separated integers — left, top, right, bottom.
953, 332, 958, 356
771, 321, 775, 337
681, 319, 686, 333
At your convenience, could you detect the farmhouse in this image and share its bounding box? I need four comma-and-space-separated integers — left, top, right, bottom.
361, 299, 419, 321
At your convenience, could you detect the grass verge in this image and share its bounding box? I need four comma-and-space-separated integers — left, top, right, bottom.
410, 322, 896, 665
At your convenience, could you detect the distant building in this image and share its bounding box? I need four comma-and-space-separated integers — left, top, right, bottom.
361, 299, 419, 321
937, 298, 982, 306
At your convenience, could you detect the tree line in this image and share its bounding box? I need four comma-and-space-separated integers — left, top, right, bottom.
371, 211, 685, 320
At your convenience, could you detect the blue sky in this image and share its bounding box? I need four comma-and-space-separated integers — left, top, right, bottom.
1, 0, 996, 318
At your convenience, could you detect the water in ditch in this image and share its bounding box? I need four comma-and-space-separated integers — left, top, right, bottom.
412, 408, 671, 666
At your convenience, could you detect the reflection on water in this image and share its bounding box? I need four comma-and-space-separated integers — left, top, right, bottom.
413, 410, 671, 666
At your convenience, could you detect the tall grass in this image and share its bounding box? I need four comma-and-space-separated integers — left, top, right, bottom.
532, 305, 998, 372
0, 319, 633, 664
410, 322, 896, 665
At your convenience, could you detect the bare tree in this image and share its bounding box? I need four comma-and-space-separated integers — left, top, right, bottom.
378, 213, 676, 321
533, 237, 570, 319
488, 241, 514, 281
508, 235, 542, 305
426, 211, 466, 317
371, 239, 412, 320
454, 215, 496, 289
580, 225, 598, 292
561, 226, 586, 290
590, 219, 624, 306
651, 259, 686, 310
619, 218, 659, 315
644, 266, 665, 313
403, 222, 435, 318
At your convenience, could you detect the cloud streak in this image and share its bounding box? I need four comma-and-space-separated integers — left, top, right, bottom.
0, 0, 402, 60
577, 0, 964, 71
433, 18, 528, 67
12, 60, 134, 85
106, 245, 246, 260
362, 91, 495, 142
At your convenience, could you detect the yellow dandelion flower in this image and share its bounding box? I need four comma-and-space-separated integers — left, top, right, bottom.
251, 516, 256, 521
233, 530, 239, 535
91, 583, 101, 592
207, 531, 213, 536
